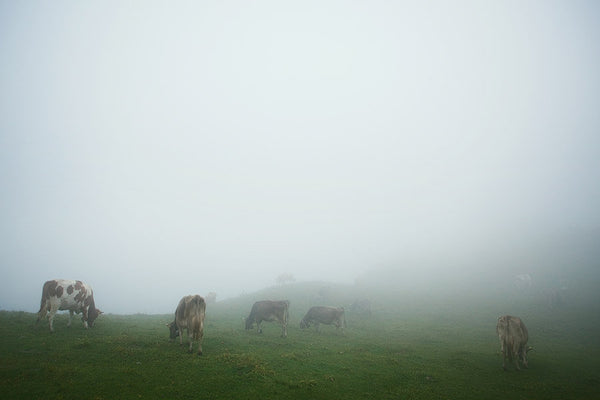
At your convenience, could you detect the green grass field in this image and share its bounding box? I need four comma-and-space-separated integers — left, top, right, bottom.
1, 283, 599, 400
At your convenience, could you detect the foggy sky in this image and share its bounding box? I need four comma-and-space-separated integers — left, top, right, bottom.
1, 1, 599, 314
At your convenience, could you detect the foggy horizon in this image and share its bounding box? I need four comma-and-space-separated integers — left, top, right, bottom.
1, 1, 599, 314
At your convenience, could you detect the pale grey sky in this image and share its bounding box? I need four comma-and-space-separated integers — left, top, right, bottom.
1, 1, 599, 313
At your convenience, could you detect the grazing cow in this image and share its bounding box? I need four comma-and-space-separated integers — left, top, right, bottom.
167, 295, 206, 355
245, 300, 289, 337
496, 315, 531, 371
300, 306, 346, 333
36, 279, 102, 332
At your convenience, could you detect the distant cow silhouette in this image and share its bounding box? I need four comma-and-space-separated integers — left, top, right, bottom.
245, 300, 289, 337
300, 306, 346, 333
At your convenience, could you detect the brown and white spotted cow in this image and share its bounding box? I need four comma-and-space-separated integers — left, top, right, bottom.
245, 300, 289, 337
300, 306, 346, 333
36, 279, 102, 332
167, 295, 206, 355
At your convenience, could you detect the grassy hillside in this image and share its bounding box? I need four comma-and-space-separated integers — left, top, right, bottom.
1, 281, 599, 399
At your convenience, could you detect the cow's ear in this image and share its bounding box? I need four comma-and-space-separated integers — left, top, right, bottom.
97, 309, 104, 315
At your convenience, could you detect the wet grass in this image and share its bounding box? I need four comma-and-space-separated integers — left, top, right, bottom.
1, 294, 599, 400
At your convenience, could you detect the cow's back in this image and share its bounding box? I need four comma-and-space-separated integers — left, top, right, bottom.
176, 295, 206, 326
250, 300, 287, 319
504, 316, 527, 344
185, 295, 206, 320
304, 306, 344, 324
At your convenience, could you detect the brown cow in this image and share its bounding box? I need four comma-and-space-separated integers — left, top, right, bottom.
245, 300, 289, 337
36, 279, 102, 332
167, 295, 206, 355
300, 306, 346, 333
496, 315, 531, 370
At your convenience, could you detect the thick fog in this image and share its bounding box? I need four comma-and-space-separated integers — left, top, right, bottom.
1, 1, 599, 314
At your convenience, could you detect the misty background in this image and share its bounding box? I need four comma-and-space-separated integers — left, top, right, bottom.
1, 1, 599, 314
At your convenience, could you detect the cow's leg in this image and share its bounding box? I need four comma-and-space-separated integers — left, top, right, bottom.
82, 307, 89, 329
179, 325, 184, 345
282, 320, 287, 338
500, 345, 507, 371
188, 330, 193, 353
315, 322, 321, 333
197, 329, 203, 356
67, 311, 74, 327
48, 307, 57, 332
257, 320, 263, 334
521, 346, 528, 369
337, 319, 345, 335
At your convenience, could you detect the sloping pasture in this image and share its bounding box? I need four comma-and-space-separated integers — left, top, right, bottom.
1, 284, 599, 399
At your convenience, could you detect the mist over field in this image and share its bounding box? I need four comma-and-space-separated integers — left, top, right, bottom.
1, 1, 599, 315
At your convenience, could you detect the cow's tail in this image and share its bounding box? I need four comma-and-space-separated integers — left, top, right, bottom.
192, 316, 203, 341
36, 282, 50, 323
191, 295, 205, 341
36, 299, 47, 323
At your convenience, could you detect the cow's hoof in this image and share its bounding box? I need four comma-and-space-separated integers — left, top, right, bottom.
197, 351, 203, 356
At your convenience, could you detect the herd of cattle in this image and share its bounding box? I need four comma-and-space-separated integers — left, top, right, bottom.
36, 279, 530, 370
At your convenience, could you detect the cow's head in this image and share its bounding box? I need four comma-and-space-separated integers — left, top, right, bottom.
167, 322, 179, 339
87, 308, 103, 327
299, 319, 310, 329
244, 317, 254, 330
